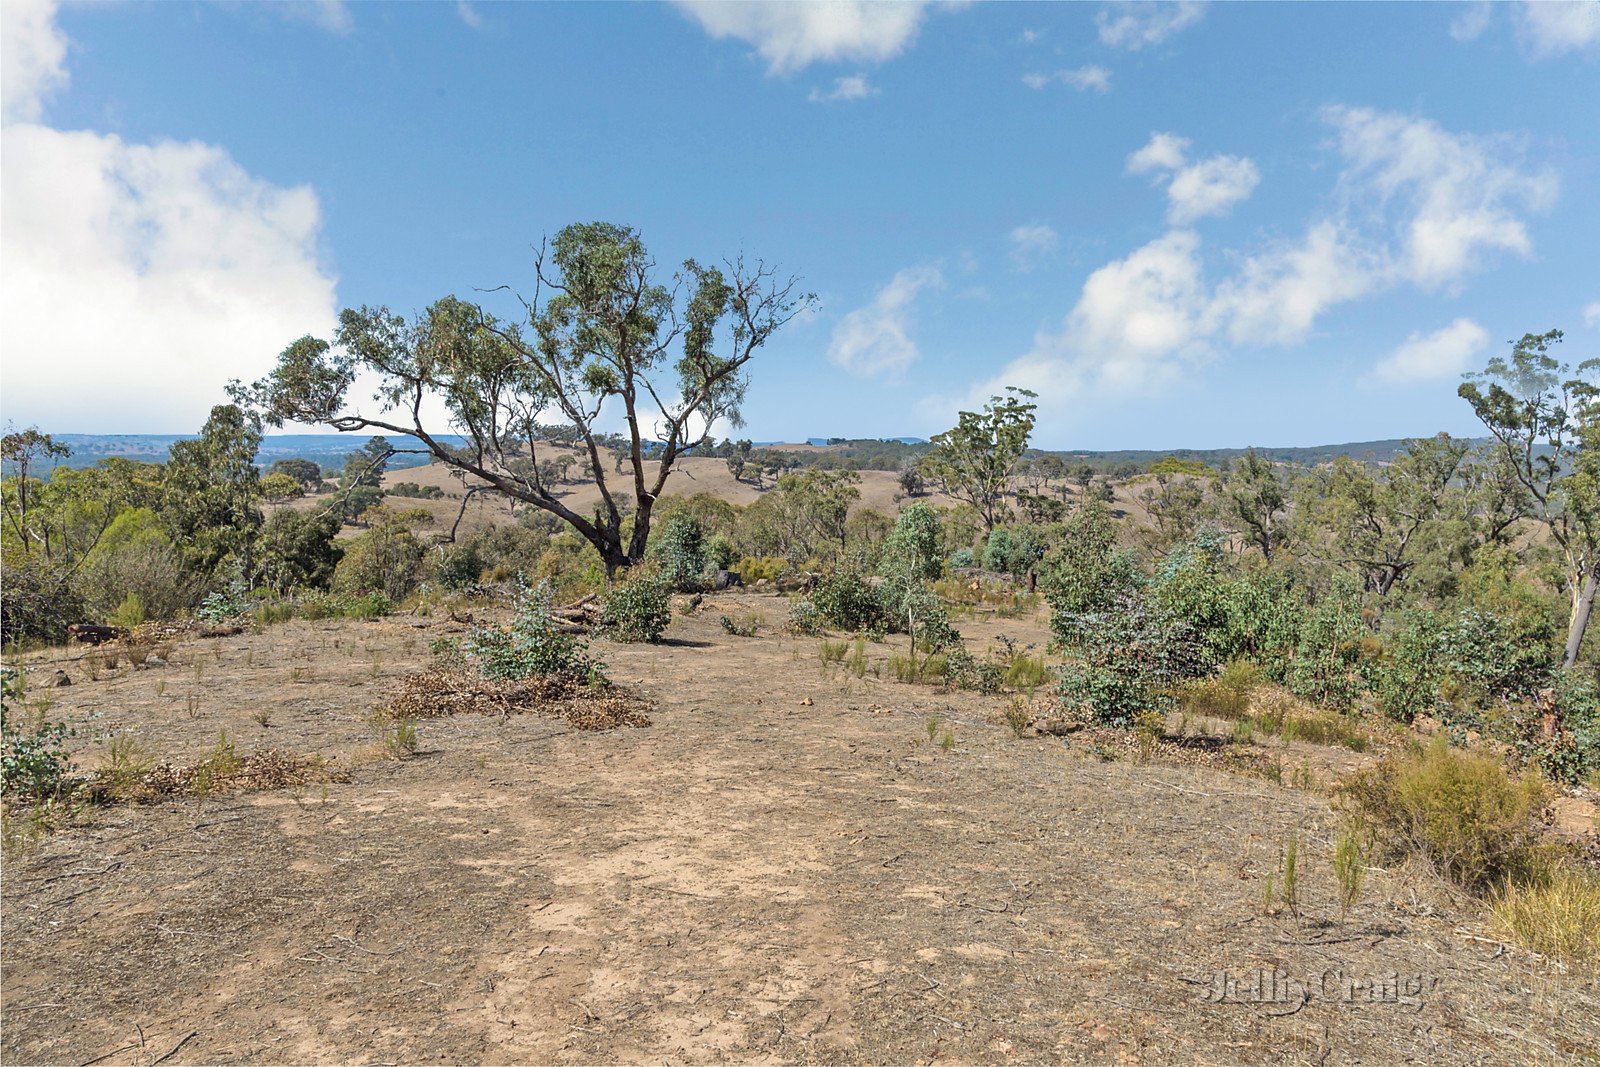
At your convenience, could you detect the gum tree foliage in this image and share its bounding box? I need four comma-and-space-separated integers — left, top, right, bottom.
1459, 330, 1600, 668
882, 502, 943, 582
650, 513, 707, 591
2, 432, 163, 641
259, 472, 304, 503
1297, 434, 1469, 599
237, 222, 812, 577
257, 507, 344, 594
1222, 449, 1291, 561
924, 388, 1038, 532
161, 404, 264, 581
266, 458, 325, 491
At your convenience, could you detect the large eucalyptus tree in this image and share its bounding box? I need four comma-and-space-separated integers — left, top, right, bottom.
236, 222, 812, 576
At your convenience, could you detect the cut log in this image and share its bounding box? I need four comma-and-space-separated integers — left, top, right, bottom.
67, 624, 128, 646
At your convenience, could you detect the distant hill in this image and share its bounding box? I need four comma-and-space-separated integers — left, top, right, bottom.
11, 431, 1489, 479
1034, 438, 1479, 468
18, 433, 471, 475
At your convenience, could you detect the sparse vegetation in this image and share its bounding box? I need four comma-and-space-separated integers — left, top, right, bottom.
1338, 738, 1548, 892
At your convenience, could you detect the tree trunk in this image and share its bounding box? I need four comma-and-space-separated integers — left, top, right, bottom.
1563, 569, 1598, 669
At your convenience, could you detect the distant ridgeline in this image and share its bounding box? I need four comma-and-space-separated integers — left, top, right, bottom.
14, 434, 473, 476
11, 431, 1494, 479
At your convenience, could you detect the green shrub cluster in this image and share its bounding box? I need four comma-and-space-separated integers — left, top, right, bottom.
598, 573, 673, 643
464, 579, 605, 682
0, 669, 77, 800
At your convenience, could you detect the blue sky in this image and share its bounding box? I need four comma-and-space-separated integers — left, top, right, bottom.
2, 0, 1597, 449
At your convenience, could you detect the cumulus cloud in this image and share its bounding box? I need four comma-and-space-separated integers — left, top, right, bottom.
2, 0, 67, 124
1125, 132, 1259, 224
1126, 132, 1190, 175
1021, 66, 1111, 93
1096, 1, 1206, 50
0, 3, 340, 432
827, 265, 942, 377
1009, 223, 1059, 270
809, 74, 877, 102
1514, 0, 1600, 57
1213, 222, 1377, 347
924, 107, 1556, 426
1585, 301, 1600, 328
1366, 319, 1491, 386
675, 0, 938, 73
1324, 104, 1557, 289
1166, 155, 1260, 224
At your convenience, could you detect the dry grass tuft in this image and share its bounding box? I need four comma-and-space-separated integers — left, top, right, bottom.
1491, 866, 1600, 962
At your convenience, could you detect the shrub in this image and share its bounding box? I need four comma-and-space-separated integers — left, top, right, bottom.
108, 592, 146, 629
455, 521, 552, 584
332, 513, 426, 601
1054, 590, 1204, 727
464, 579, 604, 683
719, 614, 760, 637
704, 534, 738, 571
1286, 575, 1366, 712
1337, 737, 1547, 892
1371, 610, 1446, 723
198, 581, 251, 622
735, 556, 789, 584
788, 599, 824, 635
435, 541, 486, 590
882, 502, 943, 582
0, 560, 86, 646
0, 669, 77, 800
257, 507, 343, 593
78, 510, 200, 621
651, 514, 708, 592
947, 548, 975, 569
808, 569, 884, 633
598, 573, 672, 643
982, 528, 1016, 573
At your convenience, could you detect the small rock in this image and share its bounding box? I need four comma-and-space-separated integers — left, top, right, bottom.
146, 655, 168, 668
50, 669, 72, 687
799, 697, 813, 706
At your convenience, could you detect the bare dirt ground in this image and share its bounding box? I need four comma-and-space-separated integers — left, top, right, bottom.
3, 597, 1596, 1066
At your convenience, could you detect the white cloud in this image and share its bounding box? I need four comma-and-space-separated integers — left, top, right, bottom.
827, 265, 942, 377
457, 1, 484, 30
1022, 65, 1112, 93
1096, 1, 1206, 50
1324, 104, 1557, 289
2, 0, 68, 124
1009, 223, 1059, 270
928, 231, 1209, 419
924, 106, 1556, 426
1165, 154, 1259, 224
809, 74, 878, 102
1514, 0, 1600, 57
0, 5, 340, 433
1584, 301, 1600, 328
1367, 319, 1491, 385
1126, 133, 1258, 224
1449, 1, 1493, 42
1126, 132, 1190, 174
1213, 221, 1377, 347
675, 0, 936, 73
277, 1, 354, 34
